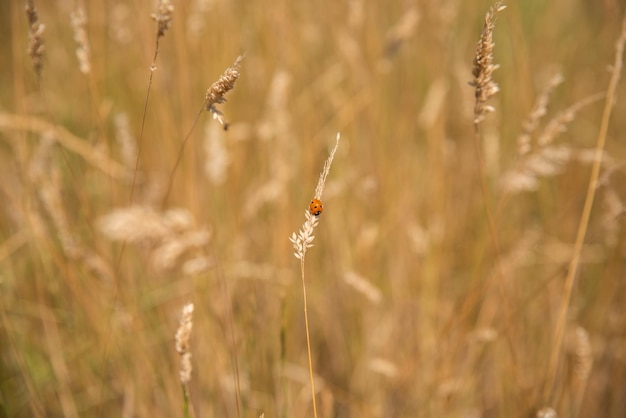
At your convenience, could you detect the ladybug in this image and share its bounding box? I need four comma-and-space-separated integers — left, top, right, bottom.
309, 198, 323, 217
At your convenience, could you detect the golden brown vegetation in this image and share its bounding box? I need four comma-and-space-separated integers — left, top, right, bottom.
1, 1, 626, 417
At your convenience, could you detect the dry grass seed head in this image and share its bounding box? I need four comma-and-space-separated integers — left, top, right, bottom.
152, 0, 174, 38
113, 112, 137, 170
517, 74, 564, 155
290, 210, 319, 260
290, 134, 341, 260
98, 206, 211, 271
381, 7, 420, 64
536, 93, 604, 147
98, 206, 192, 243
70, 8, 90, 74
501, 93, 604, 194
314, 133, 341, 200
26, 1, 45, 77
536, 407, 557, 418
206, 55, 244, 126
175, 303, 194, 385
470, 1, 506, 124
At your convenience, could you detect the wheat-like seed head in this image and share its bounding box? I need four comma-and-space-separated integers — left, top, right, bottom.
290, 133, 341, 260
70, 8, 91, 74
470, 1, 506, 124
206, 55, 244, 127
114, 113, 137, 170
175, 303, 194, 385
290, 211, 319, 260
25, 1, 45, 77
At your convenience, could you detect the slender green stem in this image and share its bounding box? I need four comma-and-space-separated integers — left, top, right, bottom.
161, 102, 207, 209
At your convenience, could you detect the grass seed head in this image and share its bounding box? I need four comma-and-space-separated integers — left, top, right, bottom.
206, 55, 244, 125
152, 0, 174, 38
470, 1, 506, 124
26, 1, 45, 77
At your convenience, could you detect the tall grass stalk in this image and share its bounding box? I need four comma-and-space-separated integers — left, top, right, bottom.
99, 3, 174, 413
544, 15, 626, 403
213, 239, 243, 418
129, 0, 173, 203
290, 133, 341, 418
469, 1, 520, 371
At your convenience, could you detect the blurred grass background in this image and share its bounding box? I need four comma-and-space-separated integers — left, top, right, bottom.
1, 0, 626, 417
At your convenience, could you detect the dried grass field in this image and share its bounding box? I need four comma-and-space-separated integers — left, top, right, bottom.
2, 1, 626, 417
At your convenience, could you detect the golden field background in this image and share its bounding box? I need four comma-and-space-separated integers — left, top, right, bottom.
1, 0, 626, 417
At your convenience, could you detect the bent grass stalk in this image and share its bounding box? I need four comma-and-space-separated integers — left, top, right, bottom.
289, 133, 341, 418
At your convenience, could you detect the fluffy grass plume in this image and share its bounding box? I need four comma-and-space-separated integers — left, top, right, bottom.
152, 0, 174, 39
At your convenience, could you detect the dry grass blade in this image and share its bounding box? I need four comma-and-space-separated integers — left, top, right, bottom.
0, 113, 129, 179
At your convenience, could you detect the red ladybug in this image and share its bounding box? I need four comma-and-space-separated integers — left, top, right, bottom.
309, 199, 323, 217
